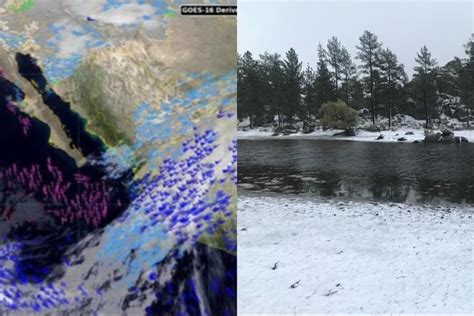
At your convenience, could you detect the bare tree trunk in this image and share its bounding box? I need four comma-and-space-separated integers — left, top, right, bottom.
388, 78, 393, 129
369, 64, 375, 125
370, 94, 375, 124
424, 91, 429, 129
467, 106, 471, 128
389, 101, 392, 129
344, 74, 350, 107
278, 108, 283, 128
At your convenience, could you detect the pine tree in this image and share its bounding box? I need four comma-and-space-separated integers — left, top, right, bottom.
237, 51, 264, 127
259, 52, 286, 127
349, 79, 368, 110
282, 48, 303, 123
340, 47, 358, 107
413, 45, 438, 128
237, 53, 246, 120
377, 47, 407, 128
314, 43, 335, 115
436, 58, 464, 96
302, 64, 317, 121
327, 36, 344, 98
356, 30, 382, 124
238, 34, 471, 131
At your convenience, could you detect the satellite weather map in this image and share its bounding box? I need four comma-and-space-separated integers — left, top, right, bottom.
0, 0, 236, 314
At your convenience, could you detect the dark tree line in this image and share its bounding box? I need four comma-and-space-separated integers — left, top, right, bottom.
238, 31, 474, 129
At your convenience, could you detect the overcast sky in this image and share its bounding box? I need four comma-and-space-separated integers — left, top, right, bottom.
238, 0, 473, 77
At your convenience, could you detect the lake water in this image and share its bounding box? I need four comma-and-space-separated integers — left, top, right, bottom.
238, 139, 474, 205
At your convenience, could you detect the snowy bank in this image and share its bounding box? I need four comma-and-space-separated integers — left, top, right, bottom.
237, 127, 474, 143
238, 194, 473, 314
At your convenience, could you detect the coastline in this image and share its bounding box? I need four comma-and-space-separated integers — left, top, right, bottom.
237, 128, 474, 143
238, 194, 474, 314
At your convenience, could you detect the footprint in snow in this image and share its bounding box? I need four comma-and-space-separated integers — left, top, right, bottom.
323, 284, 342, 296
271, 262, 279, 270
323, 289, 338, 296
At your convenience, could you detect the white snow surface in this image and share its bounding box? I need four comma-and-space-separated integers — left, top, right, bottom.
237, 127, 474, 143
238, 194, 474, 314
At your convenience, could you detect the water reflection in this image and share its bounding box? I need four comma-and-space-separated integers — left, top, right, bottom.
238, 139, 474, 204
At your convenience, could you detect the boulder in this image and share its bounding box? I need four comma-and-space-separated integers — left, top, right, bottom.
376, 134, 384, 140
440, 134, 455, 143
284, 128, 298, 134
333, 128, 356, 137
405, 131, 414, 135
424, 132, 442, 143
272, 127, 283, 136
302, 125, 315, 134
345, 128, 356, 136
397, 137, 407, 142
358, 108, 370, 116
441, 128, 453, 137
413, 140, 421, 143
455, 136, 469, 143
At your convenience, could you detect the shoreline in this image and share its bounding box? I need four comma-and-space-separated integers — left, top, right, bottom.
237, 128, 474, 143
238, 194, 473, 314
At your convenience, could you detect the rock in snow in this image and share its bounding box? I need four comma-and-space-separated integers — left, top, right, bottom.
424, 132, 443, 143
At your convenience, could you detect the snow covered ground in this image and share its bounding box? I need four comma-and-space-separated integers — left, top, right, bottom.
237, 127, 474, 143
238, 194, 474, 314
